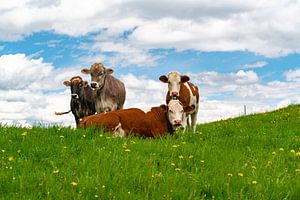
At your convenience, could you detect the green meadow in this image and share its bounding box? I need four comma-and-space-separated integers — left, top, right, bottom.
0, 104, 300, 199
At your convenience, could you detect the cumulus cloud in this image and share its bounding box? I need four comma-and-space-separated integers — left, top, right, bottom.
1, 0, 300, 57
284, 68, 300, 82
241, 61, 268, 69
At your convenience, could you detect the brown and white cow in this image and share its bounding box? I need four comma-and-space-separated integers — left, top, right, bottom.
55, 76, 96, 128
159, 71, 199, 132
80, 99, 193, 137
81, 63, 126, 113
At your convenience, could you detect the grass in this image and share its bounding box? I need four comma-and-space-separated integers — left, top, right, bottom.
0, 104, 300, 199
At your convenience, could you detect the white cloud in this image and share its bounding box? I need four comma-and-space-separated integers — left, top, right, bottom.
241, 61, 268, 69
1, 0, 300, 57
285, 68, 300, 82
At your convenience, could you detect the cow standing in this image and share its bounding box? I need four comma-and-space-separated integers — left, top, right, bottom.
80, 99, 193, 137
159, 72, 199, 132
55, 76, 96, 128
81, 63, 126, 113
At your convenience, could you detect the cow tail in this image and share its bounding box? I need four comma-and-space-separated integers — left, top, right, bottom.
54, 110, 71, 115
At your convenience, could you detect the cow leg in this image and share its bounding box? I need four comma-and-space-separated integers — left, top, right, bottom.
190, 111, 198, 132
75, 117, 80, 128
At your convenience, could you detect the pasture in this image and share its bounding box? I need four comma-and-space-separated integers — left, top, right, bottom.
0, 104, 300, 199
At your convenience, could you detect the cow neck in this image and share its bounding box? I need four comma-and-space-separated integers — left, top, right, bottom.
165, 110, 175, 134
96, 75, 107, 95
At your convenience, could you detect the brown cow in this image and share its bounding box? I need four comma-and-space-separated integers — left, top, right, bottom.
55, 76, 96, 128
159, 71, 199, 132
81, 63, 126, 113
80, 99, 193, 137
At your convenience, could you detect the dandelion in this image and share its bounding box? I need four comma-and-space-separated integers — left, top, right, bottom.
172, 145, 179, 148
171, 163, 175, 166
59, 135, 64, 139
1, 149, 5, 153
82, 134, 86, 138
295, 169, 300, 173
251, 166, 256, 170
102, 185, 106, 188
290, 149, 295, 154
63, 146, 67, 149
296, 152, 300, 157
178, 155, 184, 159
279, 148, 284, 151
227, 173, 233, 177
12, 177, 16, 180
188, 155, 194, 159
53, 169, 59, 174
128, 191, 131, 194
21, 132, 27, 136
272, 151, 276, 155
99, 134, 103, 137
251, 180, 258, 185
124, 149, 131, 152
267, 160, 273, 166
8, 156, 13, 161
175, 168, 181, 171
238, 172, 244, 177
95, 194, 99, 198
70, 181, 78, 186
200, 160, 205, 163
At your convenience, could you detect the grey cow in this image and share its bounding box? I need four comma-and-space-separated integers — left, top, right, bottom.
81, 63, 126, 113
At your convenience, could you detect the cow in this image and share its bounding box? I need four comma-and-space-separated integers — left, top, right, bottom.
55, 76, 96, 128
80, 99, 193, 137
81, 62, 126, 113
159, 71, 199, 132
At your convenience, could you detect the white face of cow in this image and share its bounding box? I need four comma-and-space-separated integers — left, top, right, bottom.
159, 71, 190, 98
167, 99, 185, 128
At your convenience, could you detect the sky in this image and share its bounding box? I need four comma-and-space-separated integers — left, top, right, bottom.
0, 0, 300, 127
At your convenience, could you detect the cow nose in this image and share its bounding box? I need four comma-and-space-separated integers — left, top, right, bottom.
90, 82, 97, 88
173, 119, 182, 126
172, 91, 179, 97
71, 94, 79, 99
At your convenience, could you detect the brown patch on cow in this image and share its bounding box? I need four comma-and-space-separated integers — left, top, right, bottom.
187, 82, 200, 103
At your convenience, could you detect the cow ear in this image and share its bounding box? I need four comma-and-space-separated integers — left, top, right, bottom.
184, 105, 195, 113
82, 81, 88, 87
159, 75, 168, 83
81, 68, 91, 74
63, 81, 71, 87
105, 68, 114, 75
181, 75, 190, 83
160, 104, 167, 111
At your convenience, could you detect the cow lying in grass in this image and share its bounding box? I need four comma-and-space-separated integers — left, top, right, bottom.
80, 99, 193, 137
55, 76, 96, 128
159, 71, 199, 132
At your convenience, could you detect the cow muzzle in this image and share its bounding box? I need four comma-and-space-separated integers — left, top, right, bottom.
90, 81, 99, 88
171, 91, 179, 98
173, 119, 182, 127
71, 94, 79, 99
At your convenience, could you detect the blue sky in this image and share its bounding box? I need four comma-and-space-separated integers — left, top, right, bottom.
0, 0, 300, 126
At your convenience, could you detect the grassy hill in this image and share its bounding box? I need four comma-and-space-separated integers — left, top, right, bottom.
0, 104, 300, 199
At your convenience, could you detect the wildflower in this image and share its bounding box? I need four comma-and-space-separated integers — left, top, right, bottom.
130, 141, 136, 144
227, 173, 233, 177
99, 134, 103, 137
188, 155, 194, 159
175, 168, 181, 171
82, 134, 86, 138
252, 180, 257, 185
12, 177, 16, 180
124, 149, 131, 152
296, 152, 300, 157
63, 146, 67, 149
238, 172, 244, 177
279, 148, 284, 151
8, 156, 13, 161
95, 195, 99, 198
290, 149, 295, 154
251, 166, 256, 170
272, 151, 276, 155
128, 191, 131, 194
295, 169, 300, 173
53, 169, 59, 174
70, 181, 78, 186
102, 185, 106, 188
172, 145, 179, 148
178, 155, 184, 159
1, 149, 5, 153
59, 135, 64, 139
200, 160, 205, 163
267, 160, 273, 166
21, 132, 27, 136
171, 163, 175, 166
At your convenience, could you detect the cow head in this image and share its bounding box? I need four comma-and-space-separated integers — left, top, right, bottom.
164, 99, 194, 129
159, 71, 190, 98
63, 76, 88, 100
81, 62, 113, 89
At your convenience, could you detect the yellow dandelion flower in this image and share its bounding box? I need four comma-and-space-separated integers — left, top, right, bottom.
252, 180, 257, 185
21, 132, 27, 136
70, 181, 77, 186
188, 155, 194, 159
172, 145, 179, 148
296, 152, 300, 157
227, 173, 233, 177
175, 168, 181, 171
102, 185, 106, 188
1, 149, 5, 153
124, 149, 131, 152
200, 160, 205, 163
12, 177, 16, 180
178, 155, 184, 159
82, 134, 86, 138
290, 149, 295, 154
238, 172, 244, 177
251, 166, 256, 170
59, 135, 64, 138
128, 191, 131, 194
171, 163, 175, 166
8, 156, 13, 161
295, 169, 300, 173
99, 134, 103, 137
53, 169, 59, 174
272, 151, 276, 155
95, 194, 99, 198
279, 148, 284, 151
63, 146, 67, 149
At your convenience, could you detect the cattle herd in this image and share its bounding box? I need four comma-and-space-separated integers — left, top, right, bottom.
55, 62, 200, 137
